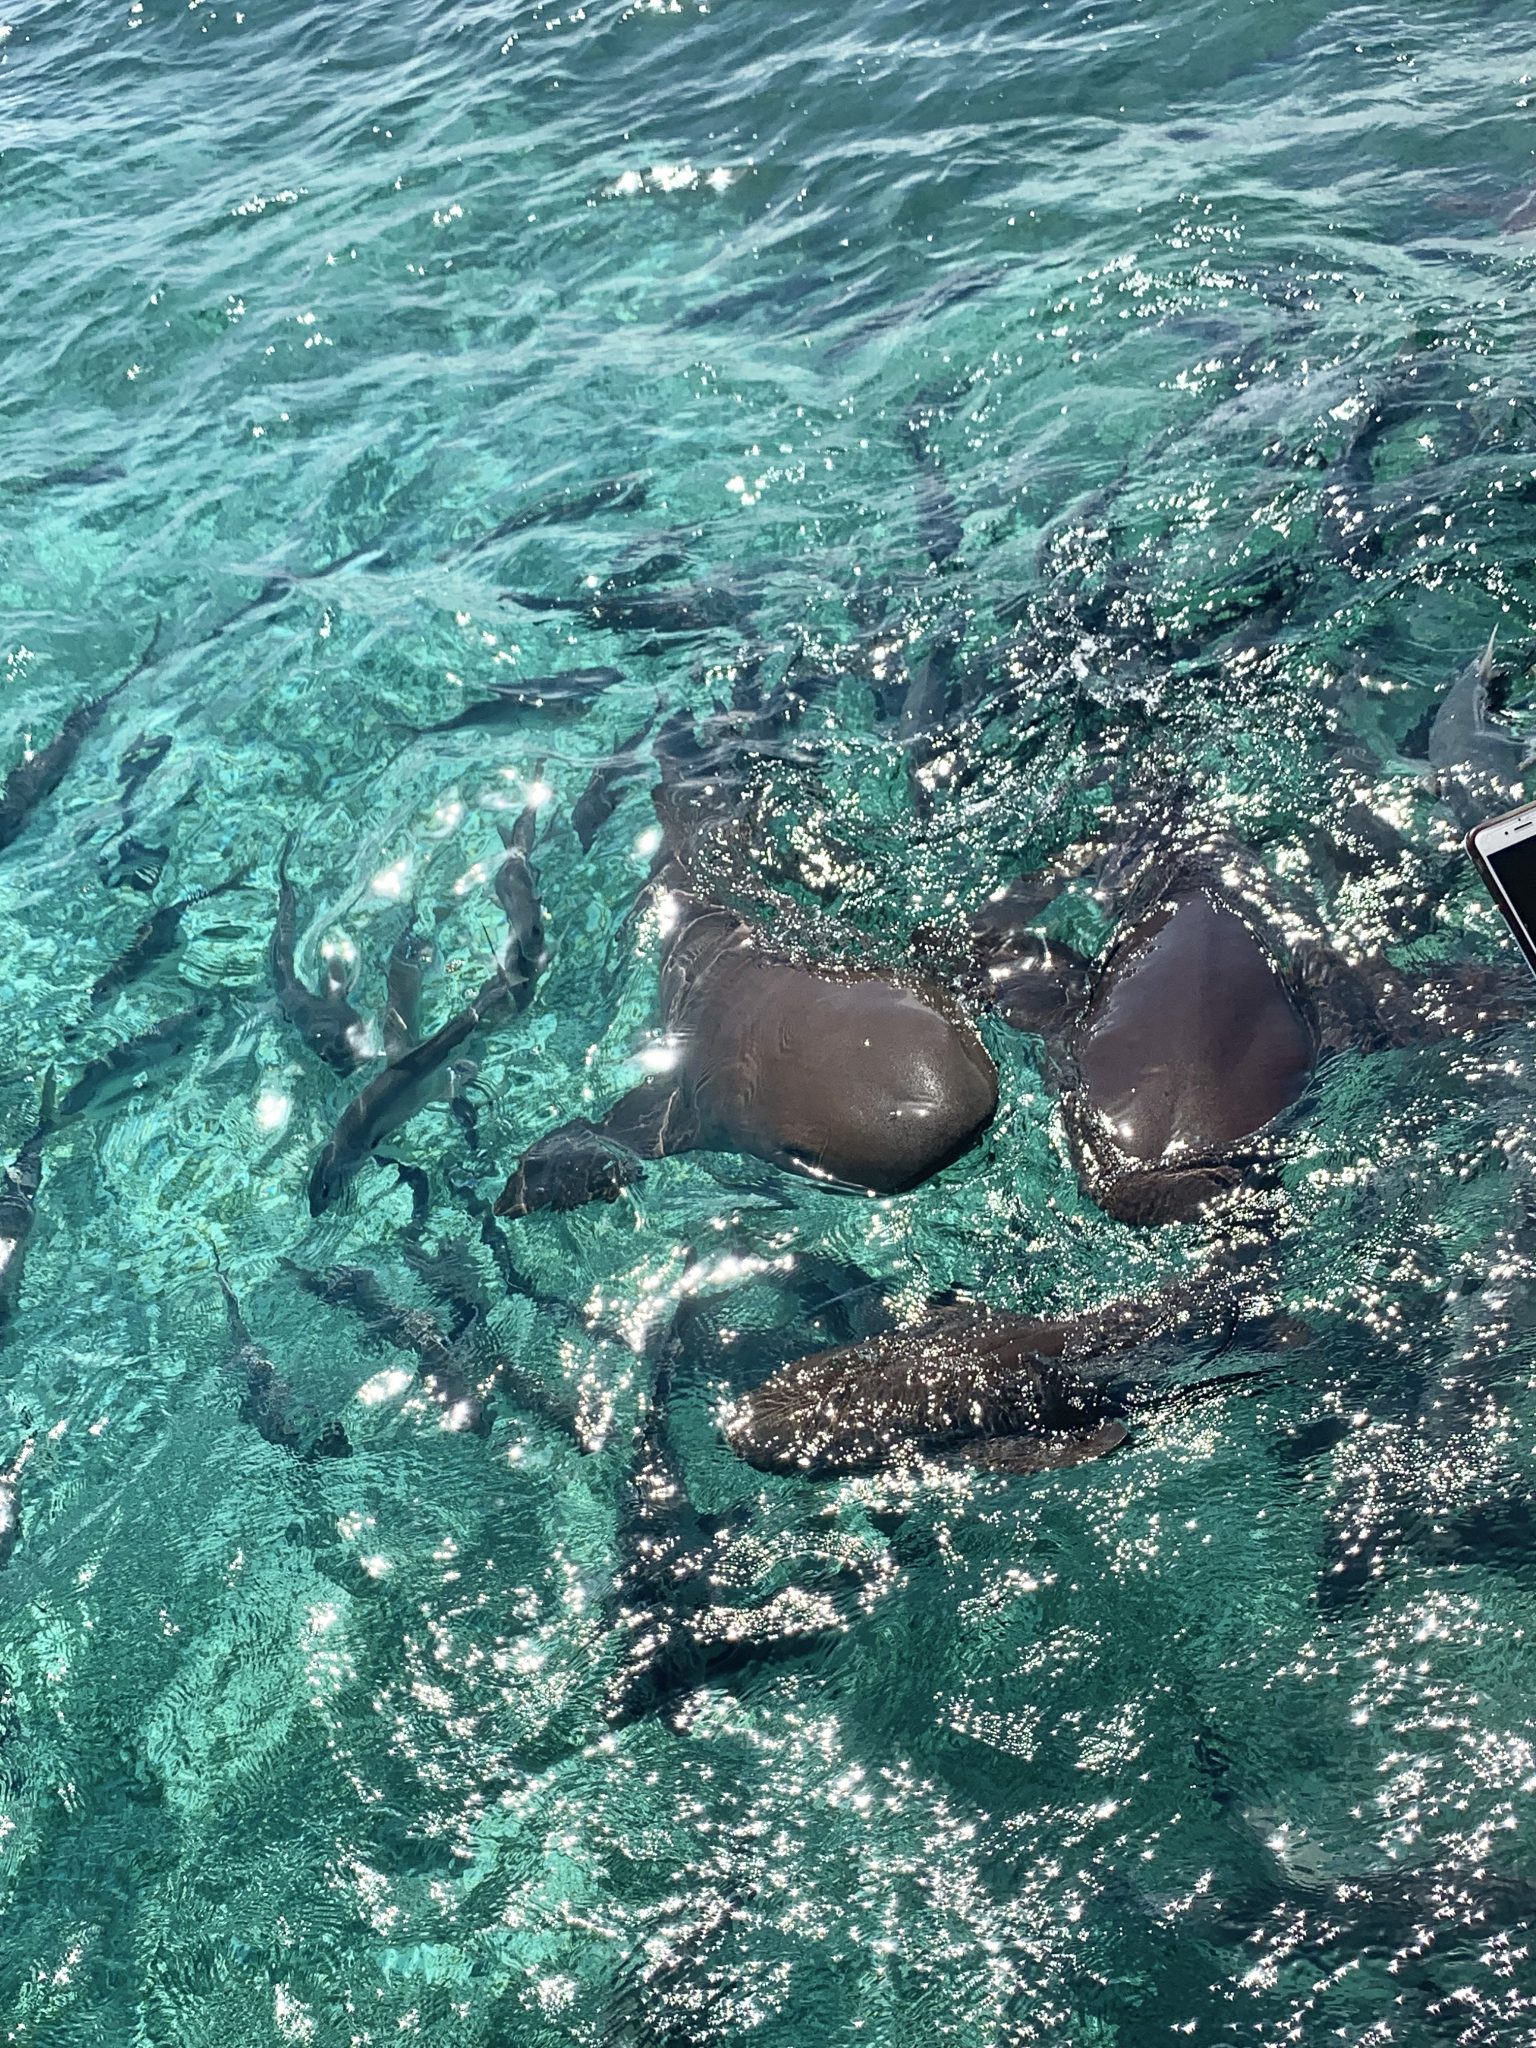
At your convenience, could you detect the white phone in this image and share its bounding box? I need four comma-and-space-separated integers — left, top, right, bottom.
1468, 800, 1536, 979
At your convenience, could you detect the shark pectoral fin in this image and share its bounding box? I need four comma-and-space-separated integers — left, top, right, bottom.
494, 1118, 646, 1219
601, 1078, 701, 1160
960, 1419, 1129, 1475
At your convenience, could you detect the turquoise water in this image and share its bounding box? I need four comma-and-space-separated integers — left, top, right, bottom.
5, 0, 1536, 2040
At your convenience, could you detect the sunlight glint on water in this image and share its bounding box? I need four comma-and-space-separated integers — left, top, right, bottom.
2, 1, 1536, 2042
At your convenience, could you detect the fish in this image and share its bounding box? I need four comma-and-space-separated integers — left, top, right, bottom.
572, 718, 654, 851
392, 1159, 434, 1235
596, 550, 691, 592
0, 627, 160, 855
724, 1299, 1273, 1477
97, 731, 173, 884
57, 1001, 215, 1119
486, 801, 546, 996
288, 1255, 595, 1444
399, 1233, 491, 1341
89, 869, 251, 1007
100, 837, 171, 894
217, 1275, 351, 1459
382, 922, 435, 1059
0, 1073, 55, 1337
3, 460, 125, 495
825, 263, 1002, 363
203, 542, 385, 644
905, 392, 964, 570
465, 472, 649, 555
0, 1439, 34, 1570
414, 668, 624, 734
308, 814, 548, 1215
98, 732, 196, 893
494, 769, 996, 1219
499, 581, 757, 637
677, 268, 834, 331
912, 455, 962, 571
604, 1323, 861, 1727
305, 1000, 485, 1218
269, 836, 371, 1071
434, 1118, 560, 1308
1428, 631, 1525, 832
283, 1261, 491, 1434
114, 732, 173, 809
898, 616, 965, 810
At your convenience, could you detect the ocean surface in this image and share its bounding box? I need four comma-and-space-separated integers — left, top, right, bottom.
4, 0, 1536, 2041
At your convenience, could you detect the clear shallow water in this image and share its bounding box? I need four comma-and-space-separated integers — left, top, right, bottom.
5, 0, 1536, 2041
